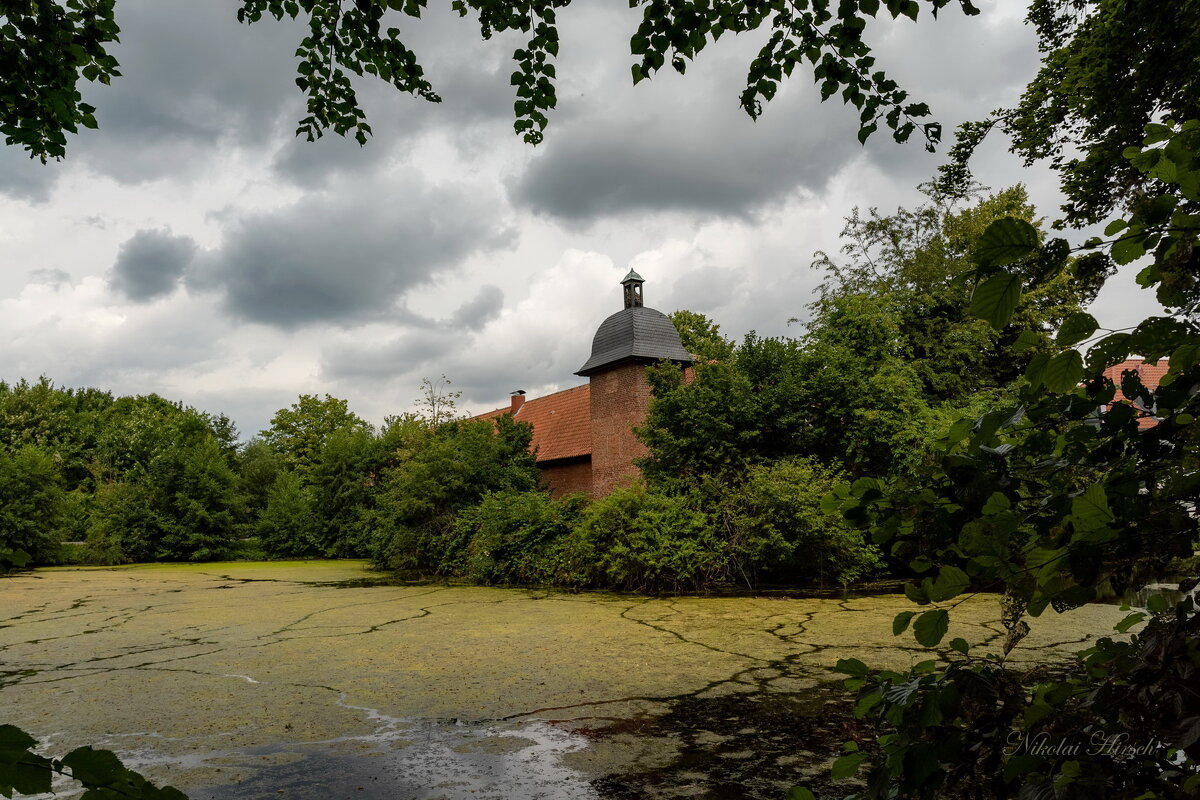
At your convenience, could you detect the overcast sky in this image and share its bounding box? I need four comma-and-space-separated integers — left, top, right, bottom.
0, 0, 1161, 437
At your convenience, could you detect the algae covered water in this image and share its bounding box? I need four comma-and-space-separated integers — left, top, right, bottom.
0, 561, 1128, 799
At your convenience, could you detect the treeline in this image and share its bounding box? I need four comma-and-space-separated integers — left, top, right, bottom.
408, 185, 1099, 592
0, 383, 544, 570
2, 187, 1095, 592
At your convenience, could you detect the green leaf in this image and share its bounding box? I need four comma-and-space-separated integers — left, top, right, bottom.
1055, 312, 1099, 346
969, 271, 1022, 330
1071, 484, 1114, 531
787, 788, 817, 800
1114, 612, 1145, 633
982, 492, 1010, 515
834, 657, 870, 677
1042, 349, 1084, 393
893, 610, 917, 635
1147, 594, 1170, 614
928, 565, 969, 602
1011, 329, 1042, 353
975, 217, 1039, 267
949, 637, 970, 654
61, 746, 125, 786
913, 609, 950, 647
904, 581, 930, 605
0, 726, 37, 760
830, 751, 868, 780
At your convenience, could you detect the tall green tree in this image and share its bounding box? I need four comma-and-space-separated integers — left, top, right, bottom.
0, 444, 66, 567
816, 121, 1200, 800
260, 394, 367, 477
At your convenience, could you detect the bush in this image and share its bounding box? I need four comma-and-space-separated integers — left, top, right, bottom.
85, 437, 239, 563
563, 485, 725, 592
454, 490, 585, 584
0, 444, 66, 566
367, 416, 539, 570
256, 471, 324, 557
721, 458, 883, 586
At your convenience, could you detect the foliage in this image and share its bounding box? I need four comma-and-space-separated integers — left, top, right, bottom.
810, 121, 1200, 799
0, 378, 113, 491
939, 1, 1200, 227
668, 309, 735, 362
562, 484, 724, 593
643, 189, 1086, 484
256, 470, 324, 558
6, 0, 991, 159
720, 459, 883, 586
0, 445, 66, 569
235, 438, 283, 521
367, 415, 539, 571
86, 435, 240, 563
0, 0, 119, 160
452, 489, 585, 584
259, 394, 367, 477
0, 723, 187, 799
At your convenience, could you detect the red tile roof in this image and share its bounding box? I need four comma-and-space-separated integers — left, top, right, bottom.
1102, 358, 1169, 429
473, 383, 592, 463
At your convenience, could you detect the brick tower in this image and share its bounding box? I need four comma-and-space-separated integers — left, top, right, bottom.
575, 270, 693, 496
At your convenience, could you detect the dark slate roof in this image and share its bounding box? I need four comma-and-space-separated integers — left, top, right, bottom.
575, 306, 693, 376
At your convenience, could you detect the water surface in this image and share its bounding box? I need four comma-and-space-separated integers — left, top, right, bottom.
0, 561, 1129, 798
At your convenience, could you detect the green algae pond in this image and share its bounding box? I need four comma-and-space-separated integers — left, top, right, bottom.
0, 561, 1130, 799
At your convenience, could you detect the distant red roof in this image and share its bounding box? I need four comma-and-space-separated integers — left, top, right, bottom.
474, 384, 592, 463
1102, 358, 1169, 429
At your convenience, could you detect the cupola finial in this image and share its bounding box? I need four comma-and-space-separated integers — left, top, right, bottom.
621, 268, 644, 309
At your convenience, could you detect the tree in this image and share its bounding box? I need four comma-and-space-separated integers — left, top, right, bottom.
367, 414, 538, 571
415, 375, 462, 427
668, 310, 735, 362
0, 444, 66, 567
941, 1, 1200, 226
6, 0, 986, 161
815, 120, 1200, 800
260, 394, 367, 477
642, 189, 1091, 482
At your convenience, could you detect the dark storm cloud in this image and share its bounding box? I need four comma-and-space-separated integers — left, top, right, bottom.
109, 229, 197, 302
319, 329, 462, 381
509, 47, 862, 221
450, 285, 504, 331
319, 286, 505, 380
71, 0, 303, 185
190, 175, 513, 329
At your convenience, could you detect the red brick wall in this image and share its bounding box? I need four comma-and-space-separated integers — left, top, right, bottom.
589, 362, 654, 497
539, 458, 593, 498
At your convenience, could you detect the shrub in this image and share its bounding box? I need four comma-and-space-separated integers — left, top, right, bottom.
0, 444, 66, 566
256, 470, 324, 557
85, 437, 239, 563
367, 416, 538, 570
721, 458, 883, 586
563, 485, 725, 592
454, 490, 585, 584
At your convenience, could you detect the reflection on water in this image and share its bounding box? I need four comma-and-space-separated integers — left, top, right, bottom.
129, 706, 597, 800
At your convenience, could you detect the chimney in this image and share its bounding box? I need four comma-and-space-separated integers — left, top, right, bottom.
510, 389, 526, 414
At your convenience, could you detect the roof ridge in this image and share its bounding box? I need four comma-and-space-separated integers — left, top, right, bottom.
469, 382, 589, 419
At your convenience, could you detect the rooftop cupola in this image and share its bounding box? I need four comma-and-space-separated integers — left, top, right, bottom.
622, 268, 645, 309
576, 270, 693, 377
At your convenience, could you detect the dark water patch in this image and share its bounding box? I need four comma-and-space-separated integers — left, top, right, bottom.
134, 715, 598, 800
585, 680, 868, 800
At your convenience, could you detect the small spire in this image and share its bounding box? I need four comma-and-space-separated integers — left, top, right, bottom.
621, 269, 644, 309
